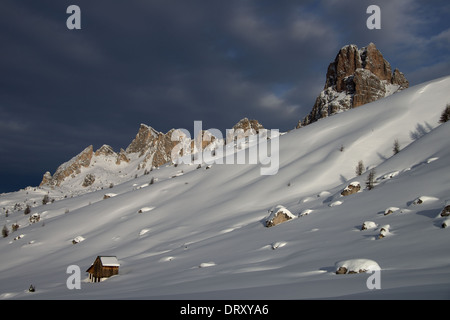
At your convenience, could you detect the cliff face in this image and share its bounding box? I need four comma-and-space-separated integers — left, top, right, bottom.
297, 43, 408, 128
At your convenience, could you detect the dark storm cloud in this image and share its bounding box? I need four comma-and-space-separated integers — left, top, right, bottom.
0, 0, 449, 192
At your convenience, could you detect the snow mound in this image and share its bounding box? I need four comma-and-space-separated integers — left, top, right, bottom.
139, 228, 151, 236
199, 262, 216, 268
300, 209, 313, 217
381, 171, 399, 180
335, 259, 381, 274
329, 200, 343, 207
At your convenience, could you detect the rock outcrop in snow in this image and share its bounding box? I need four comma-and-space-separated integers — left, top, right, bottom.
297, 43, 408, 128
40, 145, 94, 187
341, 181, 361, 196
335, 258, 381, 274
265, 205, 296, 227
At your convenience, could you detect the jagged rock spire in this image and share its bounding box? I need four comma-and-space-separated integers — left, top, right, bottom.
297, 43, 408, 128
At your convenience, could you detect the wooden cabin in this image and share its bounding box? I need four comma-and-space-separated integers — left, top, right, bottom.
86, 256, 119, 282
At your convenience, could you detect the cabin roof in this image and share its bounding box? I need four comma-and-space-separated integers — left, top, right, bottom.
99, 256, 119, 267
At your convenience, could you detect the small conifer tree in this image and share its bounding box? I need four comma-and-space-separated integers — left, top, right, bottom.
2, 225, 9, 238
366, 169, 376, 190
356, 160, 364, 176
439, 104, 450, 123
393, 139, 400, 155
24, 205, 31, 215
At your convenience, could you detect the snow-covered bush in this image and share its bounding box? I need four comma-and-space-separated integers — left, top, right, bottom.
335, 259, 381, 274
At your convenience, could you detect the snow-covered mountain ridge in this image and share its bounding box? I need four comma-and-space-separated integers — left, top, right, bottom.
0, 75, 449, 300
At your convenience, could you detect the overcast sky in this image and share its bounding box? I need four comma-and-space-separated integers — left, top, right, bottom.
1, 0, 449, 193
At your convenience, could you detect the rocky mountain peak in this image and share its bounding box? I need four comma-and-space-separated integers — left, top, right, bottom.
94, 144, 115, 157
125, 124, 161, 156
297, 43, 408, 128
232, 117, 264, 134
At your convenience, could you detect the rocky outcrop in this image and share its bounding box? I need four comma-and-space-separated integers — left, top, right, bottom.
232, 117, 264, 134
94, 145, 115, 157
127, 125, 184, 169
226, 118, 264, 144
265, 205, 296, 227
40, 145, 94, 187
297, 43, 408, 128
82, 173, 96, 187
341, 182, 361, 196
116, 148, 130, 165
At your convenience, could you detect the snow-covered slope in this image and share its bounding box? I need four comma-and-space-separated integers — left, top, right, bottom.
0, 76, 450, 300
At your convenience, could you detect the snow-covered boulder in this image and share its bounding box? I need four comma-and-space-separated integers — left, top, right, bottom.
442, 219, 450, 229
378, 225, 391, 239
361, 221, 377, 230
411, 196, 439, 205
440, 204, 450, 217
265, 205, 296, 228
138, 207, 154, 213
335, 259, 381, 274
72, 235, 85, 244
103, 193, 117, 199
271, 241, 287, 250
341, 182, 360, 196
384, 207, 400, 216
